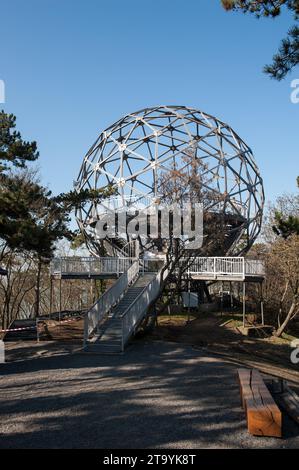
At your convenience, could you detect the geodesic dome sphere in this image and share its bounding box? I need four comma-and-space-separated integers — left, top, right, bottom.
75, 105, 264, 256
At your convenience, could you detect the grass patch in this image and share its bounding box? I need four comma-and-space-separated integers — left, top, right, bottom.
157, 313, 196, 326
281, 332, 299, 343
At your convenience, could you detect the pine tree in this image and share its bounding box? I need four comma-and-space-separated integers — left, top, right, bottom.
272, 177, 299, 237
221, 0, 299, 80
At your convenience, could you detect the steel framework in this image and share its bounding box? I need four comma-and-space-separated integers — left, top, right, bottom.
75, 105, 264, 256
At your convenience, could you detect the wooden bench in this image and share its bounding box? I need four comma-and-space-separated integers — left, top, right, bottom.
238, 368, 282, 438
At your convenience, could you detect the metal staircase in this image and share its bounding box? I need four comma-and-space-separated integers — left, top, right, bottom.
83, 253, 172, 354
85, 273, 156, 354
80, 250, 265, 354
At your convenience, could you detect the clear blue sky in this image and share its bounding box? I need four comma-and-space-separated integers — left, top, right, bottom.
1, 0, 298, 203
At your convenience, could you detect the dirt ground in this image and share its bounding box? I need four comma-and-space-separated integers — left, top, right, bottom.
39, 317, 84, 341
1, 341, 299, 449
146, 313, 299, 385
1, 311, 299, 449
15, 310, 299, 385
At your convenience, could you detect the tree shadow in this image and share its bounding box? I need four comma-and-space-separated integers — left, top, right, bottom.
0, 341, 298, 449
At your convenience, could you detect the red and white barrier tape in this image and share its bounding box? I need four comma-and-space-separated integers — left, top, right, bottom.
0, 315, 83, 333
0, 325, 37, 333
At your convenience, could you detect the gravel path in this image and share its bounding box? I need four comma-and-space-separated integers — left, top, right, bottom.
0, 340, 298, 449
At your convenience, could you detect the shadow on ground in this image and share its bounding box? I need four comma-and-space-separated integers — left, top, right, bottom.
0, 341, 299, 449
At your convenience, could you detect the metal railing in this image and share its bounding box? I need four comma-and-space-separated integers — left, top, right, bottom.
245, 259, 265, 277
51, 256, 136, 277
51, 255, 265, 281
83, 260, 139, 346
181, 257, 265, 280
82, 254, 265, 351
121, 264, 171, 351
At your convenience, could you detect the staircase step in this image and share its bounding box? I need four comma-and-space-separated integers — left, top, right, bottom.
85, 270, 158, 354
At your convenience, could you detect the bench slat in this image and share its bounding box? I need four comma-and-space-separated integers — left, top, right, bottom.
238, 368, 282, 438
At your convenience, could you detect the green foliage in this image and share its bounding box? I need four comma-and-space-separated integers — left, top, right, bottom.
0, 111, 115, 261
221, 0, 299, 79
54, 185, 116, 210
70, 231, 86, 250
221, 1, 298, 18
0, 171, 72, 257
273, 211, 299, 237
272, 177, 299, 237
0, 110, 39, 172
264, 26, 299, 79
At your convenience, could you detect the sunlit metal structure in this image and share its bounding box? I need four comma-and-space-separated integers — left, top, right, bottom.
75, 105, 264, 258
46, 106, 267, 352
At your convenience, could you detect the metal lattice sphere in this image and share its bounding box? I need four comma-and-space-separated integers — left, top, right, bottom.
75, 105, 264, 256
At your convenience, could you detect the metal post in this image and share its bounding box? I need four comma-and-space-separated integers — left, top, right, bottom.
220, 280, 224, 317
187, 277, 191, 324
59, 277, 62, 323
90, 278, 93, 305
83, 314, 88, 349
49, 277, 53, 319
260, 281, 264, 326
243, 282, 246, 328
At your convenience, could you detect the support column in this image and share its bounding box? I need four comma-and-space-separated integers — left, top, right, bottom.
243, 282, 246, 328
220, 281, 224, 317
187, 277, 191, 324
49, 277, 53, 319
260, 281, 264, 326
90, 278, 93, 305
59, 277, 62, 323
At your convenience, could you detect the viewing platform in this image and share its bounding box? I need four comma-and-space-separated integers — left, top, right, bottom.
50, 257, 135, 279
51, 256, 265, 282
184, 257, 265, 282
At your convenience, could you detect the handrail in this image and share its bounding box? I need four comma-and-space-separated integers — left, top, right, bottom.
83, 260, 139, 347
121, 263, 170, 350
105, 239, 137, 258
245, 259, 265, 276
51, 256, 136, 276
182, 257, 265, 278
52, 255, 265, 279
